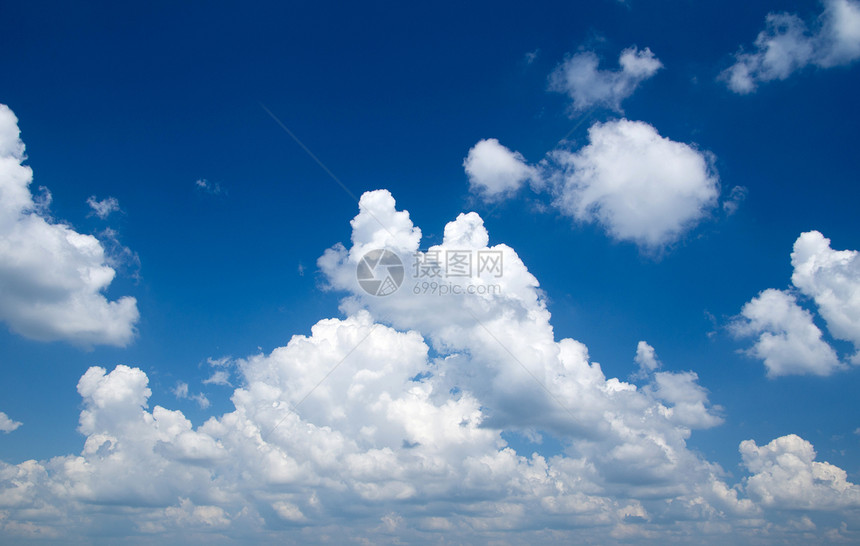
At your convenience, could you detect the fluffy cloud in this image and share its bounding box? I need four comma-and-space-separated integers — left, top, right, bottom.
465, 120, 720, 251
722, 0, 860, 93
549, 119, 720, 250
741, 434, 860, 510
463, 138, 537, 198
732, 289, 842, 377
634, 341, 661, 374
0, 412, 21, 433
734, 231, 860, 374
791, 231, 860, 362
0, 190, 856, 543
549, 46, 663, 111
0, 104, 139, 347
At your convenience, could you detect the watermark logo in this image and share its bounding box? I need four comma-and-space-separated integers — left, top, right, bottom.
356, 249, 405, 296
357, 248, 504, 297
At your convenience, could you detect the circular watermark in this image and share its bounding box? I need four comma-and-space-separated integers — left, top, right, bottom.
356, 249, 404, 296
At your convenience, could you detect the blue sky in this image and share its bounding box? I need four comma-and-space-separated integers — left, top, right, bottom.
2, 0, 860, 543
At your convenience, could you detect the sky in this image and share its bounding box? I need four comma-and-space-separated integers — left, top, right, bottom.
1, 0, 860, 543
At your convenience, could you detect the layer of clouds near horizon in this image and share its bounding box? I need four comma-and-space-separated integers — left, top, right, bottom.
733, 231, 860, 375
464, 119, 720, 251
722, 0, 860, 93
549, 46, 663, 112
2, 190, 858, 542
0, 104, 138, 347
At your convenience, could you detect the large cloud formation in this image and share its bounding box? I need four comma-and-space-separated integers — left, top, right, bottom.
1, 191, 857, 543
734, 231, 860, 375
0, 105, 138, 346
722, 0, 860, 93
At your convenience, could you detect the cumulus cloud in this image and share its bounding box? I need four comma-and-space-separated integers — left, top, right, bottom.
632, 340, 661, 380
734, 231, 860, 375
741, 434, 860, 510
549, 119, 720, 250
0, 190, 854, 543
85, 196, 119, 219
722, 0, 860, 93
0, 104, 139, 347
465, 120, 720, 251
549, 46, 663, 111
791, 231, 860, 362
732, 289, 842, 377
463, 138, 537, 199
0, 412, 21, 433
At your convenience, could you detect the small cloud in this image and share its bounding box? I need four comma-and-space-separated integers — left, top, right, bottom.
632, 341, 662, 379
524, 49, 540, 65
86, 196, 120, 219
549, 46, 663, 112
172, 381, 210, 409
202, 357, 233, 386
195, 178, 225, 196
203, 370, 231, 387
723, 185, 748, 216
464, 138, 538, 200
0, 412, 22, 433
298, 263, 305, 276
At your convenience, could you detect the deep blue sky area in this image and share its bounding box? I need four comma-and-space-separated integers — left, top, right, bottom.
1, 1, 859, 543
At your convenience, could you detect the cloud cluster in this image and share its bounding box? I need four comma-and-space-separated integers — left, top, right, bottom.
733, 231, 860, 375
465, 120, 720, 252
549, 46, 663, 112
464, 45, 725, 253
0, 104, 138, 347
722, 0, 860, 93
1, 191, 856, 543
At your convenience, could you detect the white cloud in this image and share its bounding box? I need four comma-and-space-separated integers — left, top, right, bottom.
634, 340, 661, 375
549, 46, 662, 112
85, 196, 119, 219
741, 434, 860, 510
549, 119, 720, 250
463, 138, 537, 199
172, 381, 210, 409
732, 289, 843, 377
0, 190, 856, 542
791, 231, 860, 362
722, 0, 860, 93
0, 412, 21, 433
0, 104, 139, 347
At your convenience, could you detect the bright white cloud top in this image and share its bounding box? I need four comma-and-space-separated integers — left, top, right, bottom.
791, 231, 860, 362
549, 46, 663, 111
468, 120, 720, 252
549, 119, 719, 250
0, 105, 138, 347
1, 190, 857, 543
733, 288, 843, 377
722, 0, 860, 93
734, 231, 860, 375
